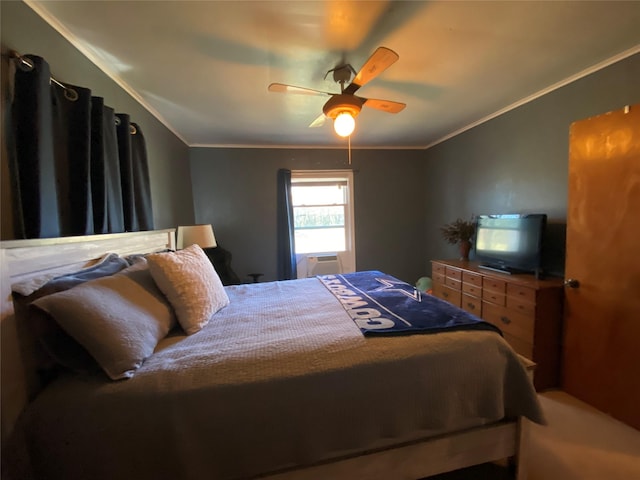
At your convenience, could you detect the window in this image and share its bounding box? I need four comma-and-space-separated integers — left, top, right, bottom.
292, 182, 346, 254
291, 170, 355, 275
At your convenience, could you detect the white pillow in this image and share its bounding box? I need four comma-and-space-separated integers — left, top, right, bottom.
33, 263, 176, 380
147, 244, 229, 334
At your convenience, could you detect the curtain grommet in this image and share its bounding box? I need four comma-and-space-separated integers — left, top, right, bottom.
63, 88, 79, 102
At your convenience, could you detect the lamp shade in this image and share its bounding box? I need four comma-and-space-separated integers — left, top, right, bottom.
177, 224, 217, 249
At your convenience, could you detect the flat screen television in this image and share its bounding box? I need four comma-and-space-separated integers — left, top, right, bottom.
474, 213, 547, 276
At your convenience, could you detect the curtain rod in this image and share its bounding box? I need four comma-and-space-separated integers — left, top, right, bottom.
8, 50, 137, 134
10, 50, 76, 98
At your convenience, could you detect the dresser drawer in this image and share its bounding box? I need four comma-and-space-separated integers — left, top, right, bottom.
462, 282, 481, 297
463, 271, 482, 287
482, 289, 505, 306
432, 263, 446, 275
507, 296, 536, 315
483, 277, 506, 293
435, 285, 461, 307
445, 267, 462, 281
433, 272, 445, 285
507, 284, 536, 303
462, 293, 482, 316
445, 277, 462, 290
482, 302, 534, 343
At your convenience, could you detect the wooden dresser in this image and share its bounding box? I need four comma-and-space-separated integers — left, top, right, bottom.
431, 259, 564, 390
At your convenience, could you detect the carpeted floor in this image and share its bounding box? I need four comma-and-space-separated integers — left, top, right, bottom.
424, 390, 640, 480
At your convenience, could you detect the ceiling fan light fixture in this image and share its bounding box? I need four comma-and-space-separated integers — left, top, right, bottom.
334, 112, 355, 137
323, 94, 363, 138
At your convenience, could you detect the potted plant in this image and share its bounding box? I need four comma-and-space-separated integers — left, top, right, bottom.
440, 217, 476, 260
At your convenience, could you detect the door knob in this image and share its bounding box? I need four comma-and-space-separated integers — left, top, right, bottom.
564, 278, 580, 289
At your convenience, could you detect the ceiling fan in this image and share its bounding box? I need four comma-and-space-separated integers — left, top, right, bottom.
268, 46, 406, 137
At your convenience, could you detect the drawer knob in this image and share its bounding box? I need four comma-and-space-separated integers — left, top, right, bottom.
467, 303, 475, 310
500, 316, 512, 325
443, 292, 449, 298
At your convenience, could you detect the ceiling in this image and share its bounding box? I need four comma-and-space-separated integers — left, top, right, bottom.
26, 1, 640, 149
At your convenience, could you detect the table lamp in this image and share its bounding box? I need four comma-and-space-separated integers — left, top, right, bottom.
176, 224, 217, 250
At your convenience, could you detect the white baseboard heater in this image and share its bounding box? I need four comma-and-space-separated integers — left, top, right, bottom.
307, 254, 341, 276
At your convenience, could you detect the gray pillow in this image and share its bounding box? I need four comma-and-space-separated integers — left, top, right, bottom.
33, 263, 177, 380
13, 253, 131, 375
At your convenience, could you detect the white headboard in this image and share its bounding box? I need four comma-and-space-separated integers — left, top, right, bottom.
0, 229, 175, 443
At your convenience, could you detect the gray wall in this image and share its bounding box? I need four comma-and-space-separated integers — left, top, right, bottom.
190, 55, 639, 284
421, 53, 640, 277
3, 0, 638, 283
189, 148, 426, 283
1, 1, 195, 239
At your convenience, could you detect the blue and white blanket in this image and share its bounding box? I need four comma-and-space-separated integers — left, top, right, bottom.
318, 270, 501, 336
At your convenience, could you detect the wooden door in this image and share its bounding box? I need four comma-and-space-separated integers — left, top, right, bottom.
563, 104, 640, 430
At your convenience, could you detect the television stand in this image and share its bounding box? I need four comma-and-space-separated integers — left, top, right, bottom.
431, 259, 564, 390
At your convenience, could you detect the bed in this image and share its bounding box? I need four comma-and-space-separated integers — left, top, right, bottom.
0, 229, 543, 480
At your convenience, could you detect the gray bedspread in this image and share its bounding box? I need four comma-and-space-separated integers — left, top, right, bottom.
6, 278, 544, 480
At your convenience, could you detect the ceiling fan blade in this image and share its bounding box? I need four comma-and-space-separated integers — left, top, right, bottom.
309, 114, 326, 128
268, 83, 332, 96
344, 47, 399, 95
361, 97, 406, 114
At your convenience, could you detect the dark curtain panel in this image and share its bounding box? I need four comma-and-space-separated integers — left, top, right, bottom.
130, 123, 154, 231
116, 113, 137, 232
52, 81, 93, 236
9, 54, 152, 239
277, 168, 297, 280
90, 96, 108, 234
90, 97, 124, 234
10, 55, 59, 238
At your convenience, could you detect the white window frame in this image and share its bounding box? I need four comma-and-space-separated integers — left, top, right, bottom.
291, 170, 356, 277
